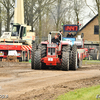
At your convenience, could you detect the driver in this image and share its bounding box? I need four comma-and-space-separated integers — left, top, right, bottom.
12, 32, 19, 36
66, 32, 76, 38
51, 35, 60, 44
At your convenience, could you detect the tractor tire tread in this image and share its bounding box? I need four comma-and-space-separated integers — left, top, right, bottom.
71, 45, 77, 70
31, 43, 36, 69
34, 49, 41, 69
62, 52, 69, 71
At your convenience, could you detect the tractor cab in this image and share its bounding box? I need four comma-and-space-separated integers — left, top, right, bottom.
48, 31, 62, 43
11, 23, 26, 40
0, 22, 35, 45
47, 31, 62, 52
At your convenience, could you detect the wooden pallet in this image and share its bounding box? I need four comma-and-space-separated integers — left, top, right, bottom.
2, 56, 19, 62
7, 56, 17, 60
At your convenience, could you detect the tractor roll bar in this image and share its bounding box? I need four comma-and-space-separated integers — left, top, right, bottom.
48, 31, 62, 44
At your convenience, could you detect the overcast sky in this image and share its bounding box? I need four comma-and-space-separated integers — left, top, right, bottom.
83, 0, 97, 26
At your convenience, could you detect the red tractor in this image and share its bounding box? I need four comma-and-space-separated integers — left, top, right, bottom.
31, 31, 81, 71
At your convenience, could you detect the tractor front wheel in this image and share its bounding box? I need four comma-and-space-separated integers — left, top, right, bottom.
31, 43, 37, 69
34, 49, 41, 70
62, 52, 69, 71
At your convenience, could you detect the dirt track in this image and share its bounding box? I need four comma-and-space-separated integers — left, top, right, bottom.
0, 63, 100, 100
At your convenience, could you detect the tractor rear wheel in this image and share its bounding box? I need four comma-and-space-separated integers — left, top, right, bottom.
34, 49, 41, 70
71, 45, 78, 70
31, 43, 36, 69
38, 44, 47, 69
62, 52, 69, 71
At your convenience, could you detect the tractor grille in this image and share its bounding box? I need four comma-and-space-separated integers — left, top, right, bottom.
48, 48, 55, 55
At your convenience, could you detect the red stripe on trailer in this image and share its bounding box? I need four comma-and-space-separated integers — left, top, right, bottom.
0, 45, 22, 50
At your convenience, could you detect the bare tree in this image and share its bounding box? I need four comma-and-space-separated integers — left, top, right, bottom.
0, 0, 14, 31
73, 0, 86, 26
49, 0, 75, 31
24, 0, 38, 31
49, 0, 64, 31
35, 0, 55, 42
24, 0, 55, 42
